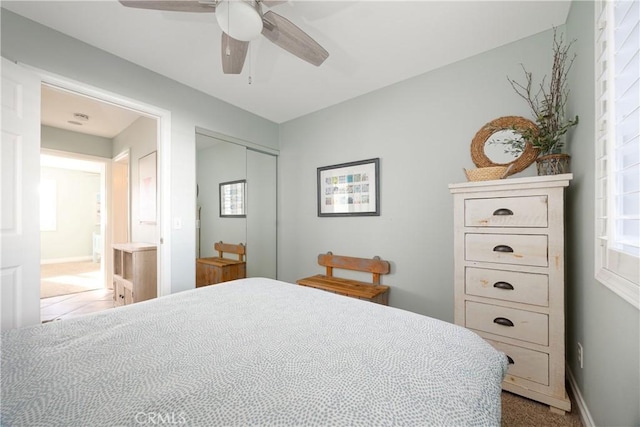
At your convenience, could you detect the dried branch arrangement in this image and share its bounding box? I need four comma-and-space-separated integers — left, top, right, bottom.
505, 28, 579, 156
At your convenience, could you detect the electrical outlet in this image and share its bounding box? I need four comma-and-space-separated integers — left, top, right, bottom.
577, 342, 584, 368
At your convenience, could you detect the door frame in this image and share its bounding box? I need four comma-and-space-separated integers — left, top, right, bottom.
28, 65, 172, 298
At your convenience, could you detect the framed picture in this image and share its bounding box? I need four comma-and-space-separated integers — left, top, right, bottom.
317, 158, 380, 217
138, 151, 157, 224
220, 179, 246, 218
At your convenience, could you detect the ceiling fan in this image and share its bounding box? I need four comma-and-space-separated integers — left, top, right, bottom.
119, 0, 329, 74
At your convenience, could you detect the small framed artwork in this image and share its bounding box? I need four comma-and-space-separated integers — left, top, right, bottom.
220, 179, 246, 218
317, 158, 380, 217
138, 151, 157, 224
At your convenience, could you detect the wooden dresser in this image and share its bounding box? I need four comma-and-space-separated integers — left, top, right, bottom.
113, 242, 157, 306
449, 174, 572, 414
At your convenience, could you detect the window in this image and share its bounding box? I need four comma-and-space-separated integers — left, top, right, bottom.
595, 0, 639, 309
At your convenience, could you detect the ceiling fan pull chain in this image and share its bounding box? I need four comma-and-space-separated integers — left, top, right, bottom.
248, 43, 253, 85
225, 0, 231, 56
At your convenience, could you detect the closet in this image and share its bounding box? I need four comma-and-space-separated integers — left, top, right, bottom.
195, 129, 277, 279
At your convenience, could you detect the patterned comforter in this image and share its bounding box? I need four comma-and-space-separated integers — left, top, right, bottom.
1, 277, 507, 426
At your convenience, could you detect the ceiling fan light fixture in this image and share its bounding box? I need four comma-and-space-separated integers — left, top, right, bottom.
216, 0, 263, 42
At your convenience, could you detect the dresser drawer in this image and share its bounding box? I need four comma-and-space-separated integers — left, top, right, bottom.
465, 234, 548, 267
466, 301, 548, 346
486, 339, 549, 385
465, 268, 549, 306
465, 196, 548, 227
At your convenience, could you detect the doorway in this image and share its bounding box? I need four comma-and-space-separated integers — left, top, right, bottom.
38, 82, 162, 322
1, 61, 171, 330
40, 152, 106, 298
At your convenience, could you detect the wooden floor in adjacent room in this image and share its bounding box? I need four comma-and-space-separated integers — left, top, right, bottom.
41, 260, 103, 299
41, 260, 113, 322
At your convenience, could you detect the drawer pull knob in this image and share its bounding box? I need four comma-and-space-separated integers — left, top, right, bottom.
507, 355, 515, 365
493, 317, 514, 327
492, 208, 514, 216
493, 245, 514, 253
493, 281, 514, 290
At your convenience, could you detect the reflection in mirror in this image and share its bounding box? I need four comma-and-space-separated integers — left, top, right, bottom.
484, 130, 524, 164
196, 134, 247, 259
470, 116, 539, 175
195, 130, 278, 282
219, 180, 246, 218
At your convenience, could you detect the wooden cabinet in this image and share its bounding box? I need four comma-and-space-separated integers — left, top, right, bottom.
196, 258, 246, 287
113, 243, 157, 306
449, 174, 572, 414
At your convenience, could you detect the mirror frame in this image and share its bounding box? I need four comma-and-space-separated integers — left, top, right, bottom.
471, 116, 539, 175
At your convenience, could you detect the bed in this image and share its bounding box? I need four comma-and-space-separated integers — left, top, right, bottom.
1, 277, 507, 426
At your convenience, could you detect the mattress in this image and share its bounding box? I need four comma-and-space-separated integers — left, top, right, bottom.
1, 277, 507, 426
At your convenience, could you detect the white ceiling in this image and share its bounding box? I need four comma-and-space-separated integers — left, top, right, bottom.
41, 84, 142, 138
4, 0, 572, 125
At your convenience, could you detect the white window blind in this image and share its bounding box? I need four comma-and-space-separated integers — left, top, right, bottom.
595, 0, 640, 309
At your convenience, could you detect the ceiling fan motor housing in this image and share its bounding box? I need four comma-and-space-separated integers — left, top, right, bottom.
216, 0, 263, 41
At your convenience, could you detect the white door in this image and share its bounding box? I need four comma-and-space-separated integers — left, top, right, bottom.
1, 59, 41, 330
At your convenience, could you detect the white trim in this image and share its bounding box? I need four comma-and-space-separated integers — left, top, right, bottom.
22, 63, 172, 298
41, 256, 93, 265
593, 0, 639, 310
566, 367, 596, 427
595, 268, 640, 309
196, 126, 280, 156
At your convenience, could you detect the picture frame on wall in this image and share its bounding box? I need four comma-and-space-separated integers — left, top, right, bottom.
138, 151, 157, 224
220, 179, 246, 218
317, 158, 380, 217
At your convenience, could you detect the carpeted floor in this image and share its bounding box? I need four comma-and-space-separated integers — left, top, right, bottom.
502, 390, 583, 426
41, 261, 104, 299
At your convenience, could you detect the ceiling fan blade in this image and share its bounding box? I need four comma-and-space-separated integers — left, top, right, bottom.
261, 0, 287, 7
261, 11, 329, 67
119, 1, 216, 13
221, 33, 249, 74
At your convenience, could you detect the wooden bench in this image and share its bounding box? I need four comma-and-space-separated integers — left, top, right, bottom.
296, 252, 391, 305
196, 242, 246, 287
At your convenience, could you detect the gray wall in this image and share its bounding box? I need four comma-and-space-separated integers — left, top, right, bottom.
40, 167, 100, 261
2, 9, 279, 293
41, 125, 112, 158
113, 116, 158, 244
278, 30, 552, 321
565, 2, 640, 426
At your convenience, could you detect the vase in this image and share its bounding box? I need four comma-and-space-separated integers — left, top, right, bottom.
536, 153, 570, 175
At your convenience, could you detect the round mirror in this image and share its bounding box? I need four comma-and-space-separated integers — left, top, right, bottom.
471, 116, 539, 175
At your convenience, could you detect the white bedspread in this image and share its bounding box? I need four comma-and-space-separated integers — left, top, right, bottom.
1, 278, 507, 426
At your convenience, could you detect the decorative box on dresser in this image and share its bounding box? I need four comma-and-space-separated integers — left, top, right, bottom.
449, 174, 572, 414
112, 242, 157, 306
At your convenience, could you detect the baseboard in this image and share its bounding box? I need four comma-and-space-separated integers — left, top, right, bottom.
41, 256, 93, 265
566, 365, 596, 427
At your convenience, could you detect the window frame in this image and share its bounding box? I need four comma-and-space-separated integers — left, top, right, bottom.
594, 0, 640, 310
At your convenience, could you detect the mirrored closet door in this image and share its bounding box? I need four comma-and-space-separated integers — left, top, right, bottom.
196, 130, 277, 279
